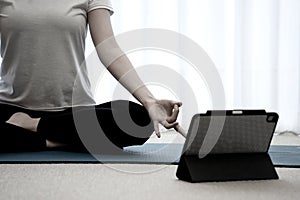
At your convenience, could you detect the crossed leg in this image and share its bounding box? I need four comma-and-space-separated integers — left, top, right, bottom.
0, 100, 154, 152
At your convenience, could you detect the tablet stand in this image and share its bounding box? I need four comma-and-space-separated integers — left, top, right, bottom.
176, 153, 279, 182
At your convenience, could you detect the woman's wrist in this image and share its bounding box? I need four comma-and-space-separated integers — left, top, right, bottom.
132, 85, 157, 111
141, 96, 158, 112
136, 91, 157, 111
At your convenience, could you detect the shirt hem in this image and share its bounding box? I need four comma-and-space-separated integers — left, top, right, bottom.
0, 101, 97, 112
87, 6, 114, 15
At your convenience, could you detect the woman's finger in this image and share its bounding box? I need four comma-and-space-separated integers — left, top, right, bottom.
167, 104, 179, 123
174, 124, 187, 138
153, 121, 161, 138
161, 120, 178, 129
170, 101, 182, 107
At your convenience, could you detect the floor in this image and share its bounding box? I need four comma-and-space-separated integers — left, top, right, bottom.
1, 131, 300, 200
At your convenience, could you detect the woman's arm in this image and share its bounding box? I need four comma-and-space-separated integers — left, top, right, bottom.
88, 9, 186, 138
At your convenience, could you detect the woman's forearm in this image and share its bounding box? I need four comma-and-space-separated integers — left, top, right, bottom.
88, 9, 156, 110
101, 47, 157, 110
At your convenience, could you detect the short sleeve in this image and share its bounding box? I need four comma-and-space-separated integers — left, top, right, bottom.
87, 0, 114, 15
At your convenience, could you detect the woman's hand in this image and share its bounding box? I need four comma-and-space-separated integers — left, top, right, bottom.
145, 99, 187, 138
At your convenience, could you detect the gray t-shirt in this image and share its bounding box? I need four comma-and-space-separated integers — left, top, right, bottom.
0, 0, 113, 111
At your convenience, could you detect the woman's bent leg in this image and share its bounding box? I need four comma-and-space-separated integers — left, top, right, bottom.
0, 104, 46, 152
0, 123, 46, 152
37, 100, 154, 150
95, 100, 154, 148
0, 100, 153, 152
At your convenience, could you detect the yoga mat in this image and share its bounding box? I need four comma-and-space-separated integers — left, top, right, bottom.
0, 144, 300, 168
269, 145, 300, 168
0, 143, 182, 164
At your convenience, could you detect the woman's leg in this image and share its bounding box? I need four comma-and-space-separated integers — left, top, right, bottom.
0, 104, 46, 152
0, 122, 46, 152
37, 100, 154, 150
94, 100, 154, 148
0, 100, 153, 152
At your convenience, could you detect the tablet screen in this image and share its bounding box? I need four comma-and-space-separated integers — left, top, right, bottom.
182, 111, 278, 156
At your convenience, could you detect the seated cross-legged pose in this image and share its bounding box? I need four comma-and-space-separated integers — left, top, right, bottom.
0, 0, 186, 152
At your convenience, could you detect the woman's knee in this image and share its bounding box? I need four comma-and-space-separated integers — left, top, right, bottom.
95, 100, 154, 147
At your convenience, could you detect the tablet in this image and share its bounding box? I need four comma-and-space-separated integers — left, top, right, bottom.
182, 110, 279, 156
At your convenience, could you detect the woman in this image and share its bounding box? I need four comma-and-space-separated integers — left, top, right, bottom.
0, 0, 185, 152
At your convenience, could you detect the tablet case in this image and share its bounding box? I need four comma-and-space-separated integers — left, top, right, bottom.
176, 110, 279, 182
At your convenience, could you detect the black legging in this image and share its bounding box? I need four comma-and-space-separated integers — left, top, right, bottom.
0, 100, 154, 152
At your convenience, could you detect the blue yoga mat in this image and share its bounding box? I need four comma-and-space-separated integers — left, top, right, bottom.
0, 144, 300, 167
